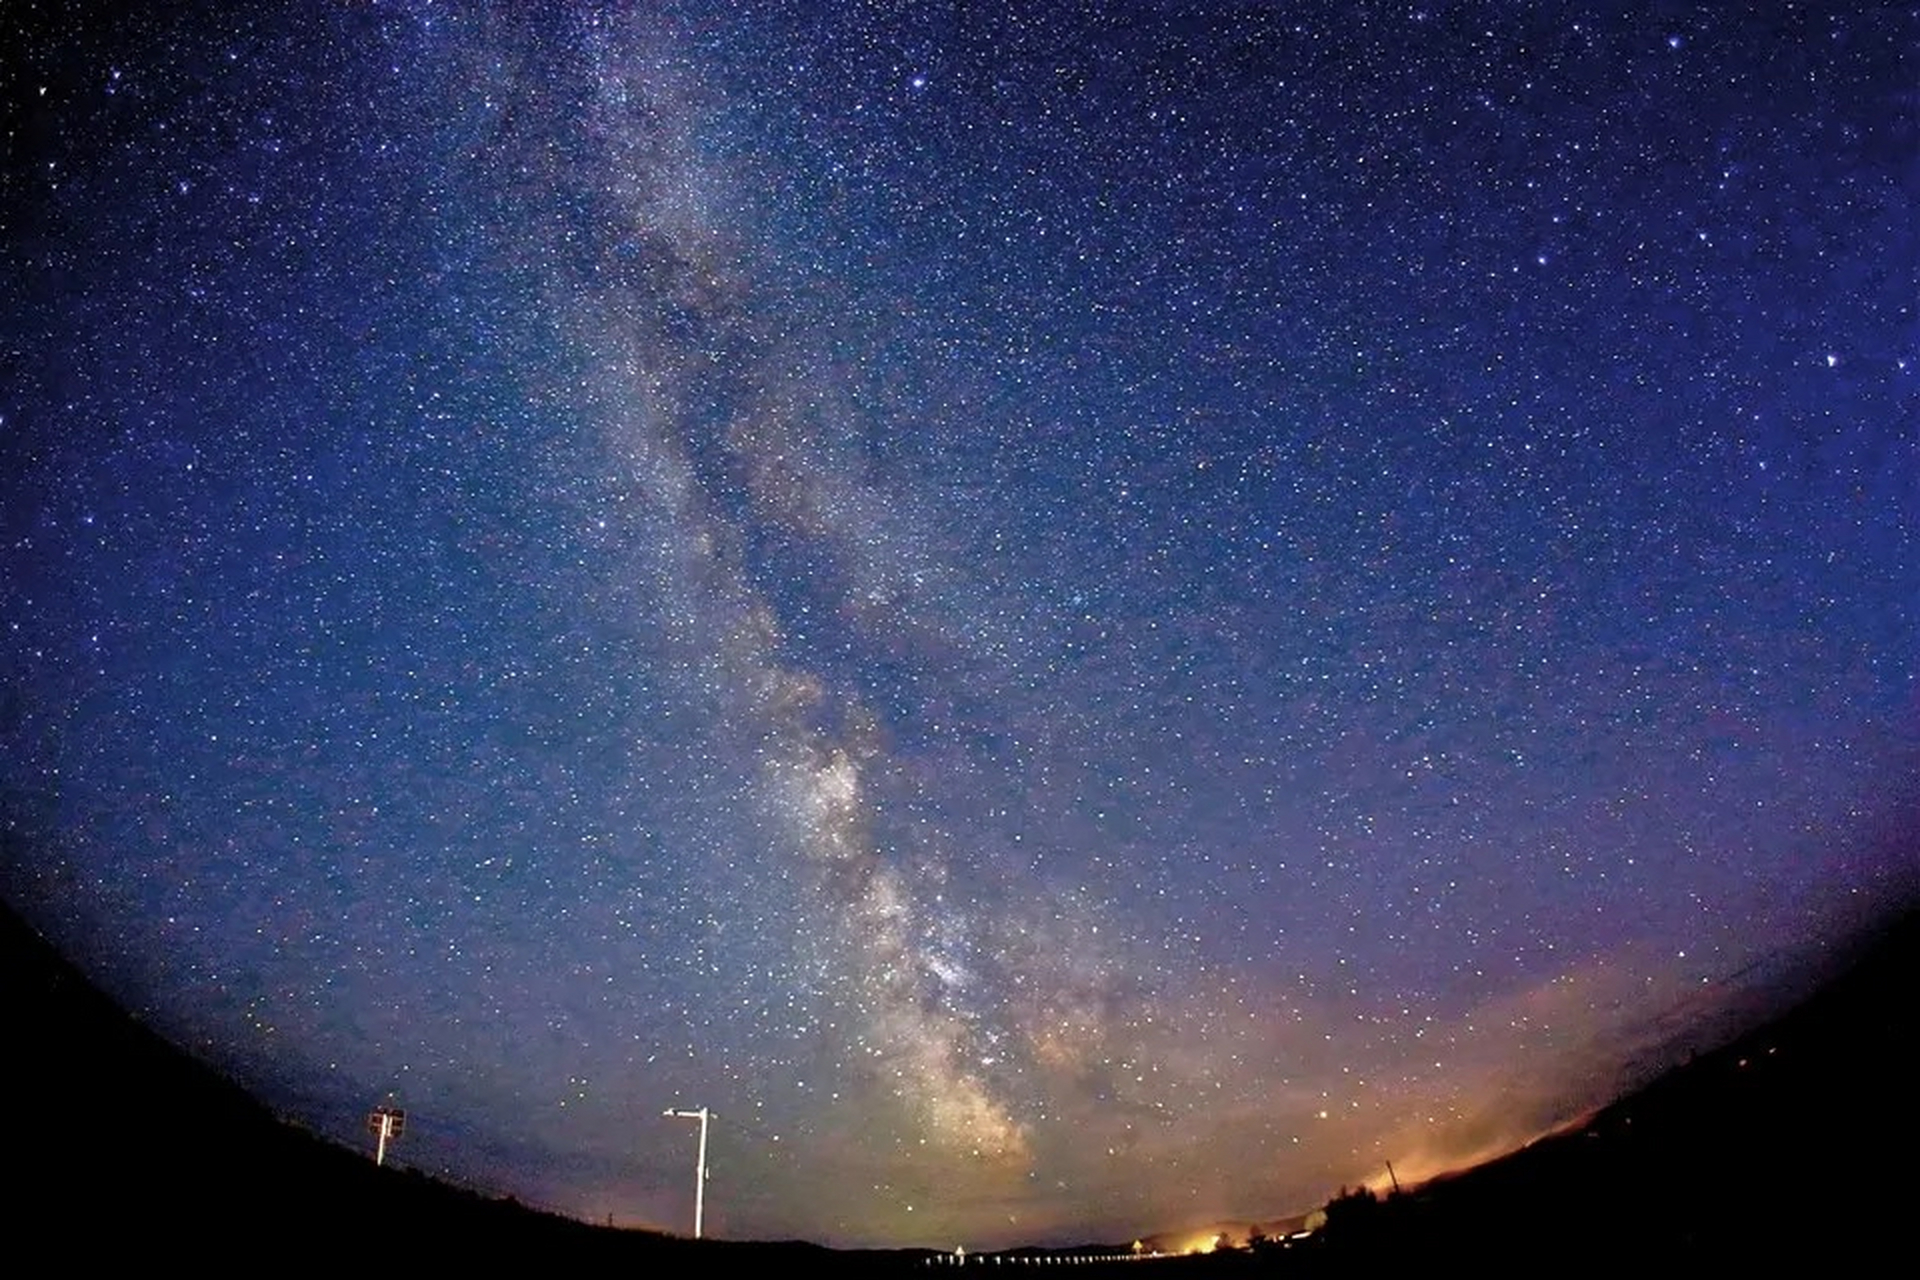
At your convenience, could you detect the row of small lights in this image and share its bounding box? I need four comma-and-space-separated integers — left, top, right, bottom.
927, 1252, 1165, 1265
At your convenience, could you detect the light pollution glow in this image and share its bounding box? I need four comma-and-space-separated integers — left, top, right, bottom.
1, 0, 1913, 1250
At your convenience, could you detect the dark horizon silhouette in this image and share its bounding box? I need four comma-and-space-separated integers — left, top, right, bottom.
6, 2, 1913, 1249
4, 879, 1913, 1268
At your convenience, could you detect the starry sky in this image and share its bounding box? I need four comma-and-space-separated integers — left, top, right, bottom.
3, 0, 1915, 1250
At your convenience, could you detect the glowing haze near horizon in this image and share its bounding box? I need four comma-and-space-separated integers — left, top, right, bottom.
3, 0, 1915, 1249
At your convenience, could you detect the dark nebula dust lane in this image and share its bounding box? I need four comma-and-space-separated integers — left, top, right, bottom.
3, 1, 1915, 1248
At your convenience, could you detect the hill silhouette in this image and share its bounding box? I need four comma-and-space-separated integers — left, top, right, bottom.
4, 891, 1915, 1270
1236, 905, 1920, 1273
0, 896, 926, 1269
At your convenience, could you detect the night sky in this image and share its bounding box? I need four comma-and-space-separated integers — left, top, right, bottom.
3, 0, 1915, 1250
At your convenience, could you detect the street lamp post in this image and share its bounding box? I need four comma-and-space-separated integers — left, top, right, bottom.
663, 1106, 711, 1238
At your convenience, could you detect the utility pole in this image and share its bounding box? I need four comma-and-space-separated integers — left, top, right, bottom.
664, 1106, 711, 1238
367, 1104, 406, 1167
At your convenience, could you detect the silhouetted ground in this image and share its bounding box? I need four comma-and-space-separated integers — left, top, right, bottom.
0, 897, 929, 1270
4, 894, 1915, 1271
1211, 904, 1920, 1274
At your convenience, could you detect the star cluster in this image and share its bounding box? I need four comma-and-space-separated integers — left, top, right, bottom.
3, 0, 1914, 1248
